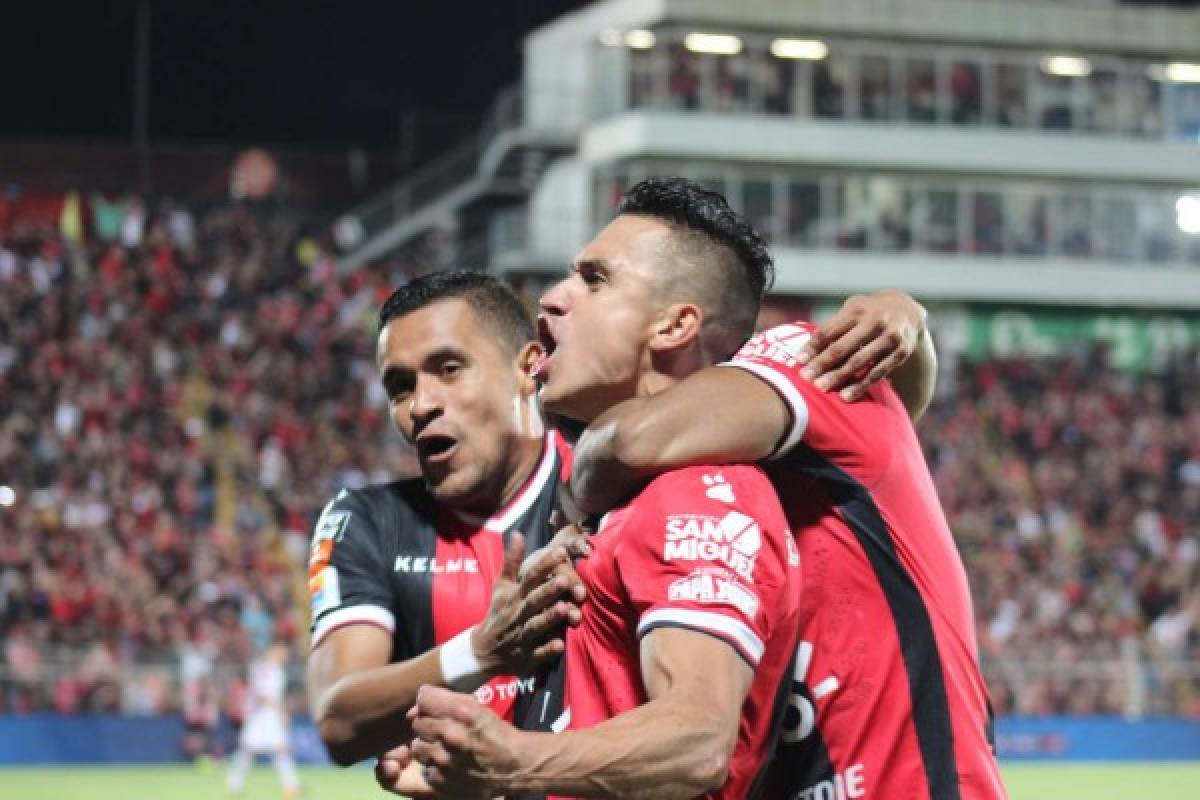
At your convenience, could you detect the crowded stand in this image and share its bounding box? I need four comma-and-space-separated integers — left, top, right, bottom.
0, 192, 1197, 722
934, 349, 1200, 716
0, 193, 415, 718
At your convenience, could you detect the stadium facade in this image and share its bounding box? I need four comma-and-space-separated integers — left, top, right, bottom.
340, 0, 1200, 370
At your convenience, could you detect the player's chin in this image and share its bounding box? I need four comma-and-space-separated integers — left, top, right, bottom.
537, 376, 570, 414
427, 469, 485, 508
538, 383, 590, 424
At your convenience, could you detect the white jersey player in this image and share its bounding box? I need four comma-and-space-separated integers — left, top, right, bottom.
227, 643, 300, 799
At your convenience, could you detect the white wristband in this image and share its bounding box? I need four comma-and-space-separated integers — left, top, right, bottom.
439, 626, 486, 690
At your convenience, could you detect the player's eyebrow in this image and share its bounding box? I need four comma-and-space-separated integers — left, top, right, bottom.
421, 346, 470, 369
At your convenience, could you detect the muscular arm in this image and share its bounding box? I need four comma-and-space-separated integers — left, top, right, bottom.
570, 367, 788, 515
570, 297, 937, 515
308, 624, 442, 766
511, 629, 750, 797
413, 627, 752, 799
311, 535, 584, 767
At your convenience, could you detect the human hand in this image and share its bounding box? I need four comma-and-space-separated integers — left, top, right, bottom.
473, 532, 583, 677
409, 685, 523, 799
375, 744, 435, 797
797, 290, 927, 402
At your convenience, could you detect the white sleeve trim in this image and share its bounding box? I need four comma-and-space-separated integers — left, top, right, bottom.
636, 607, 765, 665
720, 359, 810, 459
310, 605, 395, 649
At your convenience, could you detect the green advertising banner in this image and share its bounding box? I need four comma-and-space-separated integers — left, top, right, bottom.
965, 307, 1200, 371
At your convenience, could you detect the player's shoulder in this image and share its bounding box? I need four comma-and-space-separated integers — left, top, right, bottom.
315, 478, 437, 537
633, 464, 776, 511
734, 320, 816, 358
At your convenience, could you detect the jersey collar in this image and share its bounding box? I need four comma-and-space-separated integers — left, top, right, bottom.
450, 431, 560, 533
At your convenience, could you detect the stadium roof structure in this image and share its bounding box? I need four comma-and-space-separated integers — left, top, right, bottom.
338, 0, 1200, 309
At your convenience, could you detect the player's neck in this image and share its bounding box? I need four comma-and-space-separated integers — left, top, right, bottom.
636, 370, 679, 400
639, 341, 708, 399
495, 432, 548, 510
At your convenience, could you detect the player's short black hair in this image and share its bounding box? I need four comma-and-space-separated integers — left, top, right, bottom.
616, 177, 774, 358
378, 270, 535, 356
618, 177, 774, 299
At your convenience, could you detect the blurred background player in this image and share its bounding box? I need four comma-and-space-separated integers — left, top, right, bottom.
227, 642, 300, 800
180, 621, 222, 763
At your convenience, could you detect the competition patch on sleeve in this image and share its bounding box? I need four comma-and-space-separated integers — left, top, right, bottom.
732, 324, 812, 368
314, 509, 350, 542
309, 566, 341, 617
309, 505, 349, 587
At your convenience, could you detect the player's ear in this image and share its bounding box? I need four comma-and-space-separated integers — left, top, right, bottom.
649, 302, 703, 354
515, 340, 545, 393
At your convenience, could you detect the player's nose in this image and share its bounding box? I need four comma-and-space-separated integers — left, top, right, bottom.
409, 375, 444, 423
539, 277, 570, 317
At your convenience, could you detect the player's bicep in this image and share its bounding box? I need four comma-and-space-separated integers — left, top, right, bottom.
620, 470, 787, 668
639, 626, 753, 720
725, 323, 896, 468
307, 624, 393, 706
308, 493, 396, 647
611, 365, 791, 470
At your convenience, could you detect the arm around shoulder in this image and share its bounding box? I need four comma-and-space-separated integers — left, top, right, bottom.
890, 325, 937, 421
572, 366, 791, 514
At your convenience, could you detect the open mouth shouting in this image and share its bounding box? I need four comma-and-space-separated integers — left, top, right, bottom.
415, 431, 458, 466
533, 315, 558, 384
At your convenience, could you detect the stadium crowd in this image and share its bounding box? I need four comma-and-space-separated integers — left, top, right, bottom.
0, 194, 414, 716
0, 194, 1197, 719
932, 348, 1200, 716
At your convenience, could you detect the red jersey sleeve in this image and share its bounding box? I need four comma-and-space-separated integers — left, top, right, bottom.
612, 465, 798, 667
721, 321, 908, 480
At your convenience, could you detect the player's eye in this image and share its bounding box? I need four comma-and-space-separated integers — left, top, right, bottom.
440, 361, 463, 379
385, 375, 414, 403
578, 266, 606, 289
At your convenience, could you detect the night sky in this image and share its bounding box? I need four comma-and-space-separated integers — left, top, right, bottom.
3, 1, 591, 154
8, 1, 1197, 154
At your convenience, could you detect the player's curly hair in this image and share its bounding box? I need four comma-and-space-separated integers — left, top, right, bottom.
378, 270, 534, 355
617, 177, 774, 359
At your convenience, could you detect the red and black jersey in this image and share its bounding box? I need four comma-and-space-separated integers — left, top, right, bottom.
724, 322, 1007, 800
544, 465, 803, 800
308, 431, 571, 721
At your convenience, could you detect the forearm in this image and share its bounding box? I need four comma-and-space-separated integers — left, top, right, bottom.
313, 647, 444, 765
570, 410, 649, 516
890, 326, 937, 420
502, 696, 733, 799
572, 371, 785, 515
